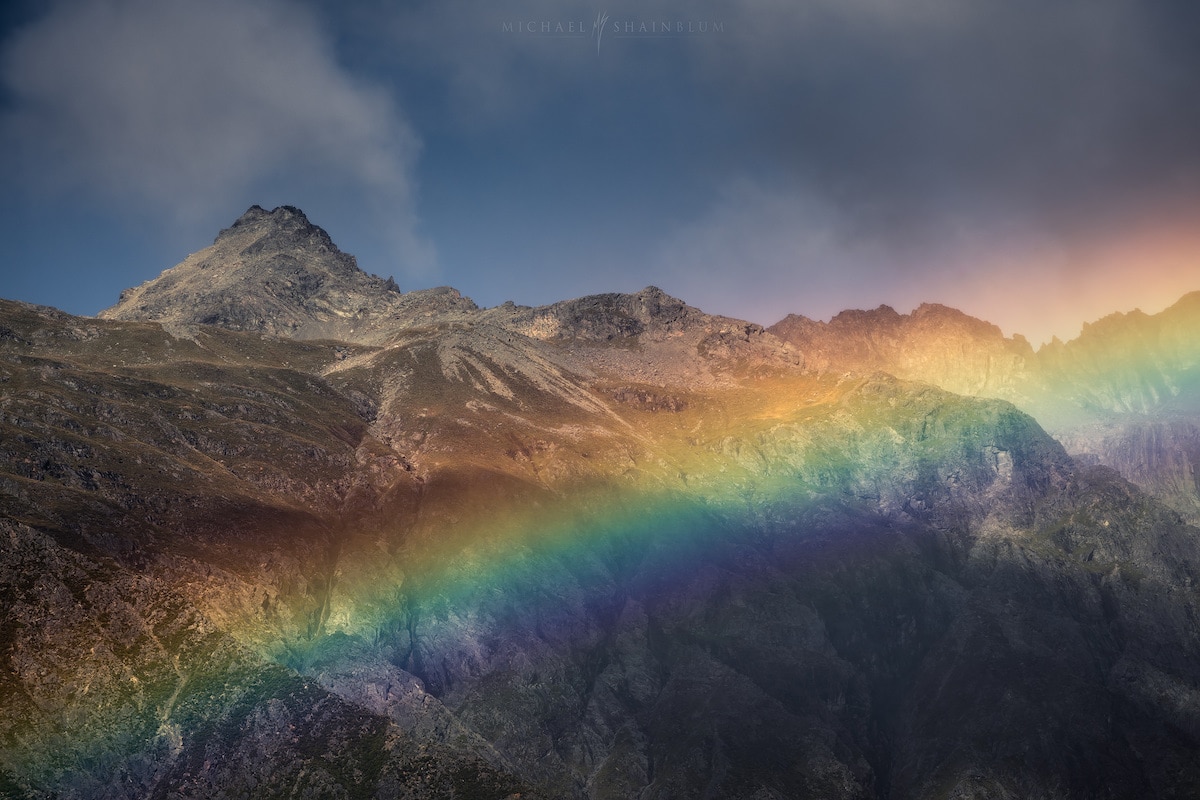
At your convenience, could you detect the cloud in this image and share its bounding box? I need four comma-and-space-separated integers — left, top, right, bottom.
351, 0, 630, 127
649, 178, 1200, 346
623, 0, 1200, 342
0, 0, 432, 268
360, 0, 1200, 240
699, 0, 1200, 208
649, 179, 927, 326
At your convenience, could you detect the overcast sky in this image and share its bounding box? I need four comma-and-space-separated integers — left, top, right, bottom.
2, 0, 1198, 344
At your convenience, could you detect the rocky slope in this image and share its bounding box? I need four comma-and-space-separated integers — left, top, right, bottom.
768, 303, 1036, 400
770, 293, 1200, 524
1038, 292, 1200, 416
3, 207, 1200, 799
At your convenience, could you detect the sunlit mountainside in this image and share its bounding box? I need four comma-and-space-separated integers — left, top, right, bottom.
3, 206, 1200, 799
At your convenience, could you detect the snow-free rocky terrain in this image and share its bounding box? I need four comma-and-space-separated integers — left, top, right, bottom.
3, 205, 1200, 799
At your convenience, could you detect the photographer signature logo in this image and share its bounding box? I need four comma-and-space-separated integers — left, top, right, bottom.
593, 11, 609, 54
502, 11, 723, 54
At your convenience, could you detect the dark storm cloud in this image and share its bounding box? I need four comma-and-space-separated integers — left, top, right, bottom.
355, 0, 1200, 209
709, 0, 1200, 229
0, 0, 432, 268
355, 0, 1200, 254
632, 0, 1200, 340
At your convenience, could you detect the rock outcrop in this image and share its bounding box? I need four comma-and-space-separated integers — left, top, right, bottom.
99, 205, 477, 342
769, 293, 1200, 523
769, 302, 1036, 399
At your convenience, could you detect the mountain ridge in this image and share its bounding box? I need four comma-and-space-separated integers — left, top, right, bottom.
100, 206, 756, 347
96, 205, 1200, 520
6, 291, 1200, 799
98, 204, 1189, 374
5, 205, 1200, 798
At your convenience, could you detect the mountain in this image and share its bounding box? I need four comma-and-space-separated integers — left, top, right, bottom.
768, 303, 1036, 400
1037, 294, 1200, 524
770, 294, 1200, 524
4, 206, 1200, 799
99, 205, 477, 342
1039, 292, 1200, 416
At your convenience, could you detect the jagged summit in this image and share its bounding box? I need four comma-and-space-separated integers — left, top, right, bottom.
229, 203, 305, 227
99, 205, 420, 340
98, 205, 771, 368
98, 205, 734, 351
219, 204, 349, 268
769, 302, 1035, 398
483, 285, 706, 341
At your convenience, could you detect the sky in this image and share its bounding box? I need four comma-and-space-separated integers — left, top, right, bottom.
1, 0, 1198, 346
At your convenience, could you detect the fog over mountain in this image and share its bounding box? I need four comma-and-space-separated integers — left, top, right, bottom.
3, 206, 1200, 799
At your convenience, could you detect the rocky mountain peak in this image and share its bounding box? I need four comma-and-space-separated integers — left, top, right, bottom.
484, 285, 719, 342
770, 302, 1035, 398
95, 207, 769, 359
227, 203, 302, 228
99, 205, 407, 340
218, 205, 344, 267
827, 304, 903, 328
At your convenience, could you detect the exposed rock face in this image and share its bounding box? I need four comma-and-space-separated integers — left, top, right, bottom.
1033, 293, 1200, 522
100, 206, 795, 383
769, 303, 1036, 399
4, 207, 1200, 799
487, 286, 701, 342
769, 293, 1200, 523
1056, 420, 1200, 523
99, 205, 477, 341
1038, 292, 1200, 416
